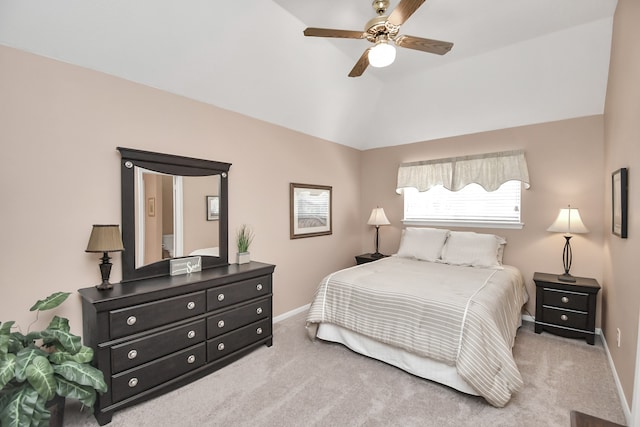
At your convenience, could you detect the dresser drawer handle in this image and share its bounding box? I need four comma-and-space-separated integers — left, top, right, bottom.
128, 378, 138, 388
217, 320, 225, 328
217, 293, 225, 302
217, 343, 225, 351
561, 296, 569, 304
256, 307, 263, 315
256, 327, 263, 335
126, 316, 137, 326
127, 350, 138, 360
187, 330, 196, 339
187, 355, 196, 364
560, 314, 569, 321
256, 283, 263, 291
186, 301, 196, 310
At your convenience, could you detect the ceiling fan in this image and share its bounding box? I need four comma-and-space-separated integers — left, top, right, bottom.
303, 0, 453, 77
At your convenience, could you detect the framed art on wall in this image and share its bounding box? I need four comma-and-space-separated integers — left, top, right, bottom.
290, 183, 332, 239
206, 195, 219, 221
612, 168, 628, 238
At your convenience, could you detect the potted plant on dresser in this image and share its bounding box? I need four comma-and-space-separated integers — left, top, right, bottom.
236, 224, 254, 264
0, 292, 107, 427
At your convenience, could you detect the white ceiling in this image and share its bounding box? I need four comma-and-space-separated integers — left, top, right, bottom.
0, 0, 617, 150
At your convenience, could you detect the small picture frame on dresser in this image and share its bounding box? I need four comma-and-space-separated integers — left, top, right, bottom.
612, 168, 628, 238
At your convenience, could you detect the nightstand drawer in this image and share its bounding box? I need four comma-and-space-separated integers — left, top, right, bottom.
542, 307, 588, 330
542, 288, 588, 311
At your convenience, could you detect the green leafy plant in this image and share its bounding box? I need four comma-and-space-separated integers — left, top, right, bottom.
0, 292, 107, 427
236, 224, 254, 253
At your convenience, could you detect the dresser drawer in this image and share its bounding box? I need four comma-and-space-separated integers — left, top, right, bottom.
111, 319, 206, 373
206, 275, 271, 311
207, 318, 271, 362
109, 292, 206, 339
542, 288, 588, 311
542, 307, 588, 330
111, 343, 206, 403
207, 297, 271, 339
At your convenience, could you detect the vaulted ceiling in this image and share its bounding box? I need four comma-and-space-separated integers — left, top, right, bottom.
0, 0, 617, 150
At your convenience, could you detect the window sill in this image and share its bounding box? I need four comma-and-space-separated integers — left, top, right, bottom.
402, 219, 524, 230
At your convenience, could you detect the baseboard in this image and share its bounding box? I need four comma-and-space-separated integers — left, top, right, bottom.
273, 303, 310, 324
600, 331, 632, 425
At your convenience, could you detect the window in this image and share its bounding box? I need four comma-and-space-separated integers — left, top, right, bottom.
403, 180, 523, 229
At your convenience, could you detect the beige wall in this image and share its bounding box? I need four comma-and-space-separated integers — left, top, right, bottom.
603, 0, 640, 409
0, 45, 362, 334
360, 116, 606, 320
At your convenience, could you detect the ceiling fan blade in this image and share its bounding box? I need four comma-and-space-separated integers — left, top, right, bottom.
387, 0, 426, 26
395, 35, 453, 55
348, 49, 370, 78
303, 28, 366, 39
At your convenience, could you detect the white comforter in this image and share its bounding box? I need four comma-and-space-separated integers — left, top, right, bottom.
306, 256, 528, 407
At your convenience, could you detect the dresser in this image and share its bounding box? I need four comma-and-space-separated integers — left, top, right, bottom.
79, 261, 275, 425
533, 272, 600, 345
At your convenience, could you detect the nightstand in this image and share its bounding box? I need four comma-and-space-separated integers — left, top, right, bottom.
533, 272, 600, 345
355, 253, 388, 265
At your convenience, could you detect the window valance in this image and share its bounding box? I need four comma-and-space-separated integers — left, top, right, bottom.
396, 149, 530, 193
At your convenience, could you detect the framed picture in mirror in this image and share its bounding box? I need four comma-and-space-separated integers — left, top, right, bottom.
207, 195, 219, 221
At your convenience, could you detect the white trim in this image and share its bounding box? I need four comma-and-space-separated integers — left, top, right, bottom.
273, 304, 310, 324
601, 330, 632, 425
403, 219, 524, 230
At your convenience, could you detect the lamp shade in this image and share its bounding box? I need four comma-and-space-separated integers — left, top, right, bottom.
546, 207, 589, 234
368, 41, 396, 68
367, 208, 390, 226
86, 224, 125, 253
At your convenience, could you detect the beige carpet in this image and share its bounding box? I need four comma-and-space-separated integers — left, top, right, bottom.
65, 312, 626, 426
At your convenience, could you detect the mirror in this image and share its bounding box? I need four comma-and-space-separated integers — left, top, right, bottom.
118, 147, 231, 282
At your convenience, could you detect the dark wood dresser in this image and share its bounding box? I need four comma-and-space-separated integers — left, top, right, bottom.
78, 261, 275, 425
533, 272, 600, 345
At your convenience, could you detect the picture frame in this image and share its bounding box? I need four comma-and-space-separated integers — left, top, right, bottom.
206, 195, 219, 221
290, 183, 332, 239
612, 168, 628, 238
147, 197, 155, 217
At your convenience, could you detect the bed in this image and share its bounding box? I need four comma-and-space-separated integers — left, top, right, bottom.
306, 228, 528, 407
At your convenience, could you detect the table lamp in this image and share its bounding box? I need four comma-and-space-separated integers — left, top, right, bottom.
86, 224, 125, 290
367, 207, 390, 258
546, 205, 588, 282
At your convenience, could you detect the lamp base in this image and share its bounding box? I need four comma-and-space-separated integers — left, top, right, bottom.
96, 252, 114, 291
557, 273, 577, 283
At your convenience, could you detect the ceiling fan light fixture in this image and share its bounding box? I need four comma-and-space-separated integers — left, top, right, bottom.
368, 40, 396, 68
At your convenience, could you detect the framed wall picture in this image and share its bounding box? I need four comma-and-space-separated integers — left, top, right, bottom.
207, 195, 219, 221
612, 168, 628, 238
290, 183, 332, 239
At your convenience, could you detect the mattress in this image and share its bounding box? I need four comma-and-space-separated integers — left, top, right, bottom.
306, 256, 528, 407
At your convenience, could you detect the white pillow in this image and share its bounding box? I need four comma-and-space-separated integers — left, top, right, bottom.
440, 231, 506, 268
396, 227, 450, 262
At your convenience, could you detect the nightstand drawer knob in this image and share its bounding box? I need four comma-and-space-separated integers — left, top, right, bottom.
217, 293, 225, 302
561, 314, 569, 321
256, 283, 263, 291
128, 378, 138, 388
126, 316, 137, 326
561, 296, 569, 304
217, 343, 225, 351
217, 320, 225, 328
127, 350, 138, 360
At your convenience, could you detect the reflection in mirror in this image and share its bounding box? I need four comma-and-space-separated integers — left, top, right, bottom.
118, 147, 231, 282
134, 167, 220, 269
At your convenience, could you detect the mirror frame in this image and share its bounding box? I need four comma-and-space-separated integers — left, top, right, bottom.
118, 147, 231, 282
